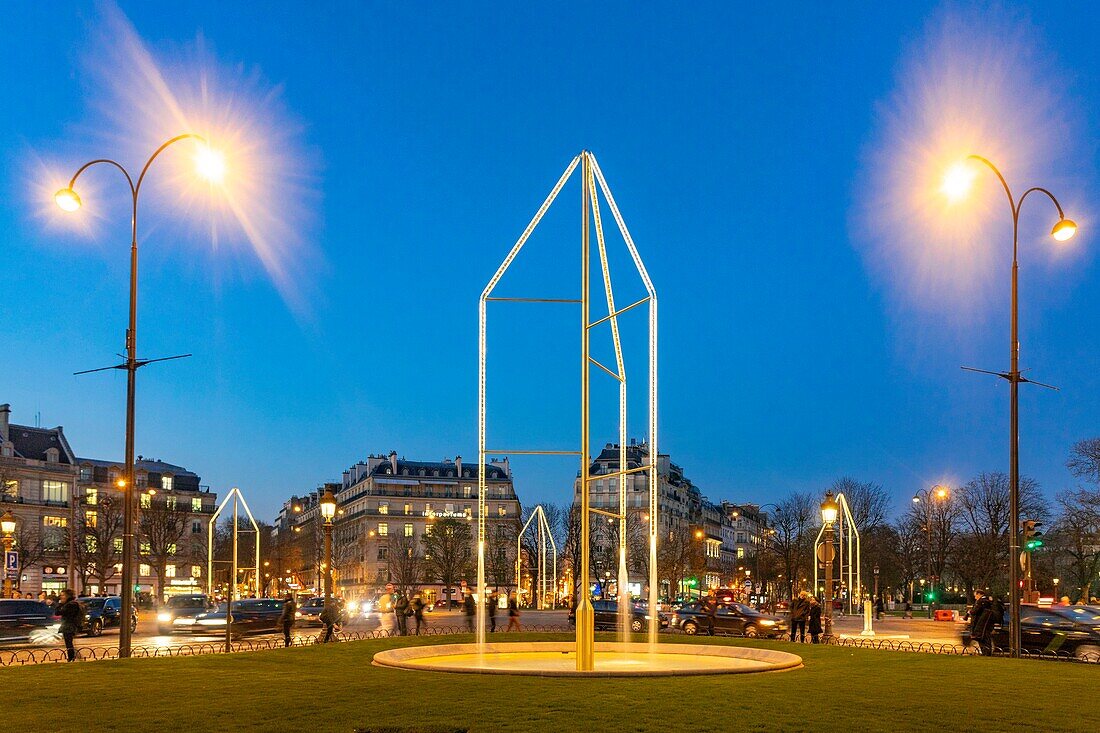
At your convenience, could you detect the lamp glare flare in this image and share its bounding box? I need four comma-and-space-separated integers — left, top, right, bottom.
194, 145, 226, 184
940, 161, 976, 202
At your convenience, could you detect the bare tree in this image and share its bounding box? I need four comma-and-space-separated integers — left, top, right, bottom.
906, 488, 960, 595
386, 532, 424, 595
1049, 489, 1100, 603
486, 517, 520, 592
891, 515, 925, 602
830, 477, 890, 531
14, 520, 47, 586
70, 494, 124, 595
138, 499, 188, 601
421, 517, 472, 608
767, 492, 817, 599
1066, 438, 1100, 485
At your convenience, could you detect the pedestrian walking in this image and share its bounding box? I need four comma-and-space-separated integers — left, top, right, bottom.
463, 592, 476, 632
393, 591, 410, 636
279, 594, 296, 647
319, 600, 339, 643
411, 593, 426, 635
507, 591, 521, 632
378, 583, 395, 635
790, 591, 808, 643
807, 596, 823, 644
969, 589, 995, 656
703, 590, 718, 636
875, 595, 885, 621
56, 589, 82, 662
488, 591, 499, 633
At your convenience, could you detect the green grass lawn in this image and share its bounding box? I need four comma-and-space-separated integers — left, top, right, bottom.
5, 633, 1097, 732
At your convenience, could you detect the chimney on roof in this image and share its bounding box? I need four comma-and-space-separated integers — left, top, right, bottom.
0, 404, 9, 443
455, 455, 462, 475
389, 451, 398, 474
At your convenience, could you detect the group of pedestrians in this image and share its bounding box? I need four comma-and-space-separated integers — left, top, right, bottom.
376, 583, 429, 637
463, 590, 521, 632
967, 589, 1005, 655
788, 590, 824, 643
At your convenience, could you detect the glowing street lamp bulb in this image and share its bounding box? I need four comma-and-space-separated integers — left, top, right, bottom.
195, 146, 226, 183
1051, 218, 1077, 242
54, 188, 82, 212
940, 162, 976, 201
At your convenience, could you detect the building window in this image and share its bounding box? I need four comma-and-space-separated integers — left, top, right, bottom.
736, 532, 745, 543
404, 523, 414, 537
463, 486, 471, 498
165, 564, 177, 578
192, 497, 202, 512
192, 521, 202, 534
404, 503, 412, 515
378, 523, 388, 537
736, 547, 745, 559
113, 538, 123, 552
377, 547, 388, 560
79, 467, 92, 482
139, 564, 151, 576
445, 503, 454, 514
423, 523, 432, 536
84, 488, 98, 506
140, 493, 151, 509
424, 503, 432, 515
2, 479, 17, 498
85, 510, 97, 528
42, 480, 69, 503
140, 540, 151, 554
166, 496, 177, 510
498, 505, 506, 517
191, 565, 202, 578
378, 502, 389, 515
162, 476, 173, 491
42, 515, 67, 551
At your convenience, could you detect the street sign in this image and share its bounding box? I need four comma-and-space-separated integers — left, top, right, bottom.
816, 544, 836, 563
743, 579, 753, 588
4, 551, 18, 573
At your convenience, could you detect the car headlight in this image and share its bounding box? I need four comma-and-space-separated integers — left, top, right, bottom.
759, 619, 776, 626
198, 618, 227, 626
346, 601, 359, 613
157, 613, 172, 623
295, 611, 302, 617
173, 617, 195, 625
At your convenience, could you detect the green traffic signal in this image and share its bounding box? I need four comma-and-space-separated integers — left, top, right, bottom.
1025, 538, 1044, 551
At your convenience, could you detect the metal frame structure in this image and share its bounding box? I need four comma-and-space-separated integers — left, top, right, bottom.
207, 487, 261, 599
516, 505, 558, 610
478, 150, 658, 671
813, 492, 861, 613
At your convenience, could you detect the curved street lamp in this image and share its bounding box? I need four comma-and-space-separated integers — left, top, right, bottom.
820, 491, 840, 638
320, 488, 337, 608
54, 133, 224, 657
944, 155, 1078, 658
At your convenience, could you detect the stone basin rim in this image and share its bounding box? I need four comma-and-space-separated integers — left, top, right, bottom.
371, 641, 804, 677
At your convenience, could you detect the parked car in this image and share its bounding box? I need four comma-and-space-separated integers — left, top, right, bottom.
192, 598, 287, 638
156, 594, 215, 634
0, 599, 60, 644
296, 597, 347, 627
961, 604, 1100, 660
567, 599, 669, 633
77, 596, 137, 637
670, 601, 787, 638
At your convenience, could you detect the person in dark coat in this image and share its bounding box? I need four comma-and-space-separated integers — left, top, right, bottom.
319, 600, 339, 644
969, 590, 995, 656
807, 596, 824, 643
488, 591, 499, 633
411, 593, 426, 636
56, 589, 83, 662
279, 594, 296, 647
393, 592, 410, 636
703, 591, 718, 636
463, 592, 476, 632
875, 595, 885, 621
790, 591, 809, 643
507, 591, 521, 631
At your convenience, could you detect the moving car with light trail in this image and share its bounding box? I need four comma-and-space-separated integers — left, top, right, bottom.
961, 604, 1100, 660
0, 599, 61, 644
191, 598, 287, 638
567, 599, 669, 633
156, 594, 214, 634
670, 601, 787, 637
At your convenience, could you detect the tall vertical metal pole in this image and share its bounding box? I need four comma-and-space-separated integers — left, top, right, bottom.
227, 497, 237, 653
577, 151, 594, 671
1008, 211, 1021, 658
824, 522, 834, 638
324, 518, 333, 605
119, 193, 139, 659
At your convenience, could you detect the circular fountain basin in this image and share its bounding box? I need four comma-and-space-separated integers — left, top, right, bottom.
372, 641, 802, 677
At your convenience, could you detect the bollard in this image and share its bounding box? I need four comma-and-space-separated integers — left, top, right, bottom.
860, 599, 876, 637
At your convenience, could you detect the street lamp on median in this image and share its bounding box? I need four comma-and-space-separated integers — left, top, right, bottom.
54, 134, 226, 658
320, 489, 337, 608
943, 155, 1078, 658
820, 491, 840, 638
1, 510, 16, 598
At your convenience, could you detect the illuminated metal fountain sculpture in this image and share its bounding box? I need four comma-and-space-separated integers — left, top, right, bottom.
478, 150, 658, 671
516, 505, 557, 610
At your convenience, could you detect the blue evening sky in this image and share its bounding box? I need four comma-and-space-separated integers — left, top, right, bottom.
2, 2, 1097, 520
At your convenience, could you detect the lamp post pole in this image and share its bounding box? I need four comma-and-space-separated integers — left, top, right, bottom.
964, 156, 1077, 659
1, 510, 15, 598
320, 489, 337, 609
55, 134, 218, 658
820, 492, 839, 639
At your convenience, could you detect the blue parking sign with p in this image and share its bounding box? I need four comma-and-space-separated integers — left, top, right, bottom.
4, 551, 17, 572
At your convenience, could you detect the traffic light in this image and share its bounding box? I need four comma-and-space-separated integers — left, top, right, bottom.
1022, 520, 1044, 551
925, 590, 936, 602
